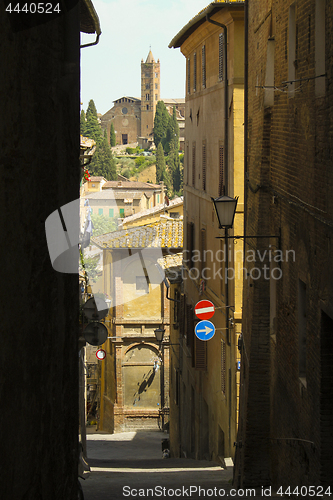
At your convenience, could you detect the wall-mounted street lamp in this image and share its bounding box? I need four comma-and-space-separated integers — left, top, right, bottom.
211, 196, 280, 242
154, 328, 165, 343
212, 195, 239, 229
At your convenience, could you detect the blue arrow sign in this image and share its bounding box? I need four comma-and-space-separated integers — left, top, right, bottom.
195, 320, 215, 341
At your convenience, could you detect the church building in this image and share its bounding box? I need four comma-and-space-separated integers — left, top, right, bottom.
100, 50, 185, 149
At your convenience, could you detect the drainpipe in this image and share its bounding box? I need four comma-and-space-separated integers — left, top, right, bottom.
206, 13, 231, 454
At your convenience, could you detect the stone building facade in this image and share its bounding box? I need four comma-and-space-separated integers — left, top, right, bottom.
234, 0, 333, 490
101, 97, 141, 146
93, 220, 183, 432
100, 51, 185, 148
141, 50, 160, 141
169, 0, 245, 462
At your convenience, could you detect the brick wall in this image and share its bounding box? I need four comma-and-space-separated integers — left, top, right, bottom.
235, 0, 333, 489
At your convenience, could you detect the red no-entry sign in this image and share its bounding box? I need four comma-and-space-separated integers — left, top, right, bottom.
195, 300, 215, 320
96, 349, 106, 360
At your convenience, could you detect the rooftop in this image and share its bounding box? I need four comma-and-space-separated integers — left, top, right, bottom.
158, 252, 183, 282
92, 218, 183, 249
83, 190, 148, 200
103, 181, 161, 190
88, 176, 107, 182
123, 196, 183, 225
169, 1, 245, 49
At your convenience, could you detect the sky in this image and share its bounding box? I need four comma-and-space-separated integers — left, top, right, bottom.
80, 0, 207, 115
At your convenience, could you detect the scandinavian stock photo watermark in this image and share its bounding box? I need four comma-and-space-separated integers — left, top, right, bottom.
168, 246, 296, 283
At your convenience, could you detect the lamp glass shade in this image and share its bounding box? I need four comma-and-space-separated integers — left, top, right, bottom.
154, 328, 165, 342
212, 195, 238, 228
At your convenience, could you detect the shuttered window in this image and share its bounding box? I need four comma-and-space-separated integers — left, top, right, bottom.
187, 58, 191, 95
186, 303, 195, 362
219, 33, 224, 81
195, 335, 207, 370
192, 143, 196, 187
186, 143, 189, 185
202, 142, 206, 191
193, 52, 197, 92
202, 45, 206, 88
200, 228, 206, 274
179, 294, 185, 336
186, 222, 195, 270
219, 145, 225, 196
221, 340, 226, 394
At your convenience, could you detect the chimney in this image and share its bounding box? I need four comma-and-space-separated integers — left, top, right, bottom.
118, 181, 122, 187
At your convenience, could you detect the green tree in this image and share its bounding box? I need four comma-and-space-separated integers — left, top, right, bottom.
165, 107, 182, 193
153, 101, 169, 148
80, 110, 86, 136
86, 99, 98, 119
89, 131, 117, 180
156, 143, 172, 195
80, 254, 100, 283
91, 213, 118, 236
85, 99, 101, 144
156, 142, 165, 183
110, 122, 116, 147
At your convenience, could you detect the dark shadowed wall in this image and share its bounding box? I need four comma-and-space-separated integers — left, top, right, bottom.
0, 5, 80, 499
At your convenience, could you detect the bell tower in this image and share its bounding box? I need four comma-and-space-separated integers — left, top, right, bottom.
141, 50, 160, 142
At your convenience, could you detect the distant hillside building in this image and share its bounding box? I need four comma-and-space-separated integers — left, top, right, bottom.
100, 50, 185, 149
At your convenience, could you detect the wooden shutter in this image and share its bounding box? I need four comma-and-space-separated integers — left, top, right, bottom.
193, 52, 197, 92
219, 33, 224, 81
186, 303, 195, 362
195, 335, 207, 371
200, 228, 206, 274
179, 294, 185, 336
192, 143, 196, 187
202, 45, 206, 89
187, 58, 191, 95
202, 142, 206, 191
219, 145, 225, 196
186, 222, 194, 270
221, 340, 226, 393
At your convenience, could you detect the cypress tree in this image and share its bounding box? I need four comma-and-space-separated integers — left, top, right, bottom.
80, 109, 86, 136
89, 131, 117, 180
86, 99, 98, 119
156, 143, 165, 183
153, 101, 165, 148
154, 101, 170, 148
156, 143, 172, 195
85, 99, 101, 144
110, 122, 116, 147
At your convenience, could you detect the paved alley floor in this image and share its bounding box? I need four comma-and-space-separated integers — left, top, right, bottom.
80, 429, 283, 500
80, 429, 238, 500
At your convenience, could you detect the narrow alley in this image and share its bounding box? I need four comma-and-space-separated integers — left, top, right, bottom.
80, 430, 281, 500
81, 430, 235, 500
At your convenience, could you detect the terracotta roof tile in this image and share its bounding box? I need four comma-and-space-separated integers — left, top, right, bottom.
92, 219, 183, 249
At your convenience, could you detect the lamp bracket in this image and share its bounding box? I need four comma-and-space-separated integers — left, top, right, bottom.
215, 235, 280, 239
